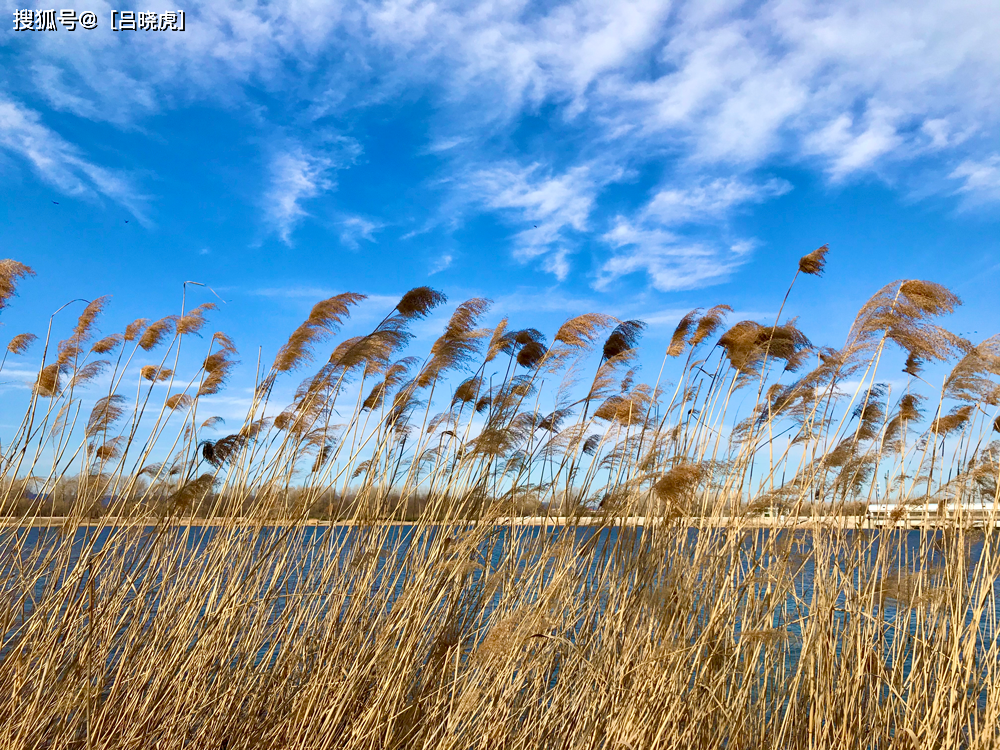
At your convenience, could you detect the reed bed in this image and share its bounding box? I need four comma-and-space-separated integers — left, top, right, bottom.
0, 247, 999, 749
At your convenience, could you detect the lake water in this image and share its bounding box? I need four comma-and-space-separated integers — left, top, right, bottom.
2, 522, 997, 706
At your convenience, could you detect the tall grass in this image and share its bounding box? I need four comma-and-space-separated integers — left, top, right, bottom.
1, 247, 999, 749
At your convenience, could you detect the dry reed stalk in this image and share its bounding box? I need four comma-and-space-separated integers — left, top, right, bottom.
0, 253, 998, 750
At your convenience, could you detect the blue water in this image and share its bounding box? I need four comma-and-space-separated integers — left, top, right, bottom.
2, 523, 997, 706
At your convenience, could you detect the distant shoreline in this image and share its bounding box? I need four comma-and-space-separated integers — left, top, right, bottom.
3, 515, 994, 530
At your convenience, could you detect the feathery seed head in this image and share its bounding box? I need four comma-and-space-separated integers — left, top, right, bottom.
72, 296, 110, 342
311, 443, 334, 473
654, 462, 702, 511
212, 331, 237, 353
452, 376, 482, 406
124, 318, 148, 342
513, 328, 544, 346
690, 305, 732, 348
603, 320, 646, 361
86, 395, 127, 438
7, 333, 37, 355
69, 360, 109, 388
307, 292, 366, 330
485, 318, 512, 362
0, 259, 35, 312
140, 365, 173, 382
898, 393, 925, 422
798, 244, 829, 276
516, 340, 547, 369
169, 473, 215, 512
176, 303, 216, 336
396, 287, 447, 319
667, 310, 700, 357
165, 393, 192, 410
34, 363, 63, 397
931, 405, 973, 435
904, 352, 924, 376
94, 439, 123, 461
91, 334, 123, 354
198, 350, 238, 396
554, 313, 615, 350
139, 316, 178, 351
274, 293, 364, 372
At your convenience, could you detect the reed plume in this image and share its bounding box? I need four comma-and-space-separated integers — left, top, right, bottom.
553, 313, 616, 350
176, 302, 216, 336
123, 318, 148, 341
91, 334, 123, 354
85, 395, 127, 438
198, 348, 239, 396
417, 298, 492, 387
140, 365, 173, 382
396, 286, 447, 318
0, 259, 35, 312
602, 320, 646, 361
718, 320, 810, 376
849, 279, 965, 369
690, 304, 732, 347
930, 405, 974, 435
34, 363, 64, 397
165, 393, 192, 410
199, 434, 247, 468
363, 357, 418, 411
6, 333, 36, 355
667, 310, 700, 357
168, 472, 215, 511
274, 293, 365, 372
654, 461, 702, 514
139, 316, 178, 351
798, 244, 829, 276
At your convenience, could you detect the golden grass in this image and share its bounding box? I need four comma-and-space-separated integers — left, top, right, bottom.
0, 249, 999, 748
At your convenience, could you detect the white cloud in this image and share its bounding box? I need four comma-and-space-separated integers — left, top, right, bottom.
950, 156, 1000, 206
597, 220, 751, 292
264, 139, 361, 243
0, 95, 148, 220
428, 253, 453, 275
594, 177, 778, 290
805, 110, 903, 180
251, 285, 342, 299
6, 0, 1000, 282
466, 162, 602, 279
265, 149, 334, 243
338, 215, 384, 249
642, 177, 791, 224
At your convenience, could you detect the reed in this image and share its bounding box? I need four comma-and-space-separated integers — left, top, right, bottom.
0, 247, 999, 749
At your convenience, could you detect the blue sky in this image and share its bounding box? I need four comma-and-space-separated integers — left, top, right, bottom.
1, 0, 998, 425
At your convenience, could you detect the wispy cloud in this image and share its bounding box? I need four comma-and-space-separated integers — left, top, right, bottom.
594, 177, 782, 291
6, 0, 1000, 284
428, 253, 453, 275
250, 285, 343, 299
950, 155, 1000, 207
597, 230, 754, 292
337, 215, 384, 249
642, 177, 791, 224
246, 286, 401, 319
466, 162, 603, 279
0, 95, 149, 220
263, 136, 362, 243
264, 148, 335, 244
